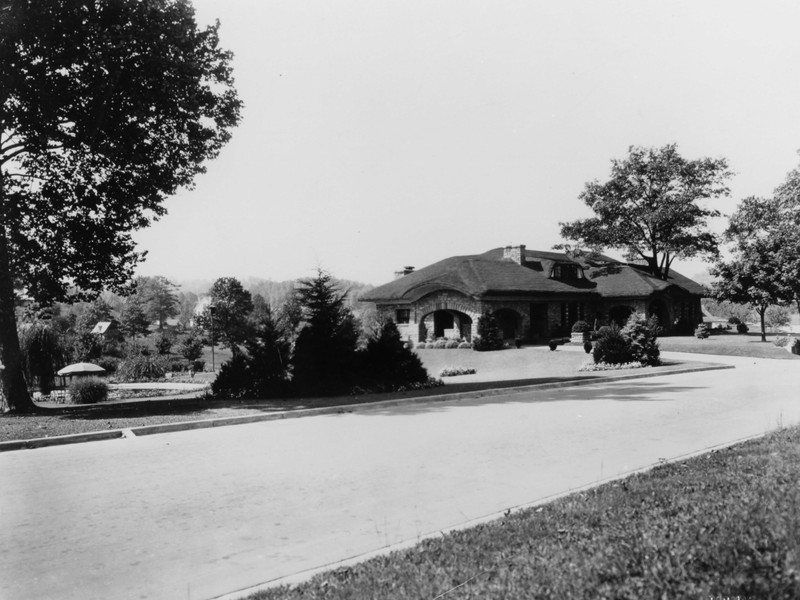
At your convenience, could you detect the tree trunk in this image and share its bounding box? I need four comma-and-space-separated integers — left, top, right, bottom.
758, 305, 767, 342
0, 227, 36, 413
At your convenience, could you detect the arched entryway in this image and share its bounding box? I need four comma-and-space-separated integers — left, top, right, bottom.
420, 310, 473, 341
609, 305, 634, 327
494, 308, 521, 340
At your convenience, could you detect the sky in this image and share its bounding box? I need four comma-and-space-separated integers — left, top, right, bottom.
132, 0, 800, 286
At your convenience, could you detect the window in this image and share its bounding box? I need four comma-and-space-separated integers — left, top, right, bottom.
396, 309, 411, 324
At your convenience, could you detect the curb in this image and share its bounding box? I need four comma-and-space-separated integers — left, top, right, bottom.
0, 362, 733, 453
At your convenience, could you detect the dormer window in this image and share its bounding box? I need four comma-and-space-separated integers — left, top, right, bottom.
551, 264, 584, 279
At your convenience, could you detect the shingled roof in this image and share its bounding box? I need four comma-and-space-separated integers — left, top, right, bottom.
363, 247, 705, 303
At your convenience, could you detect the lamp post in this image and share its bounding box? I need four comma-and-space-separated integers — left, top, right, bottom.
208, 303, 216, 372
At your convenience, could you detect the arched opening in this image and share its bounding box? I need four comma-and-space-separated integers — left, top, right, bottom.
494, 308, 521, 340
609, 305, 634, 327
419, 310, 474, 341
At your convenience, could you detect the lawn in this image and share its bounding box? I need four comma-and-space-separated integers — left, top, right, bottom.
250, 426, 800, 599
659, 331, 800, 360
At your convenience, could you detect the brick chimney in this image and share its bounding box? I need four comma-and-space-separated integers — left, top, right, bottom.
503, 245, 526, 265
394, 266, 415, 279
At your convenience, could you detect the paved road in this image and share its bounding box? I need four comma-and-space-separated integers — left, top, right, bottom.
1, 352, 799, 600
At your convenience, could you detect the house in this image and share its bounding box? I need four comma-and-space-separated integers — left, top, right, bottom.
362, 245, 705, 343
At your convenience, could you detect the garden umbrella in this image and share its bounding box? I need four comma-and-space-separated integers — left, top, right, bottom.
57, 362, 106, 377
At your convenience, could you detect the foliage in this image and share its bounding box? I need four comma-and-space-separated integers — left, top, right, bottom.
195, 277, 254, 354
473, 310, 505, 351
558, 144, 731, 279
765, 305, 791, 331
712, 198, 793, 342
571, 320, 591, 333
356, 321, 428, 392
458, 342, 472, 349
579, 360, 646, 372
212, 305, 292, 399
548, 341, 558, 351
153, 331, 175, 355
440, 367, 477, 377
117, 354, 168, 382
118, 297, 151, 339
133, 276, 180, 329
702, 298, 752, 324
592, 324, 633, 365
584, 341, 593, 354
18, 322, 64, 394
70, 331, 103, 362
0, 0, 241, 412
179, 330, 205, 362
67, 377, 108, 404
728, 316, 742, 325
695, 323, 711, 339
737, 322, 749, 334
621, 313, 661, 366
774, 336, 792, 348
292, 270, 360, 395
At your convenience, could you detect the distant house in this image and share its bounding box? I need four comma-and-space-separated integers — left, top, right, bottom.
362, 245, 705, 343
90, 320, 118, 337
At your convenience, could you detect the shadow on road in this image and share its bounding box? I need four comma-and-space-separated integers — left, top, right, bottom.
355, 379, 706, 417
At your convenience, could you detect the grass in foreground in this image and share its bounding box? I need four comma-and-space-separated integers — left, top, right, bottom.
252, 427, 800, 600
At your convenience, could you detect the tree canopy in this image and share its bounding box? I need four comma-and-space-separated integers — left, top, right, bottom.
0, 0, 241, 411
558, 144, 732, 279
711, 195, 795, 342
195, 277, 254, 354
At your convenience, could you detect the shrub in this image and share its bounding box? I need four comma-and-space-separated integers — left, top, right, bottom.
736, 322, 749, 334
695, 323, 711, 339
457, 341, 472, 349
571, 320, 591, 333
440, 367, 477, 377
68, 377, 108, 404
765, 305, 791, 331
444, 339, 460, 349
473, 310, 505, 351
191, 359, 206, 372
154, 331, 175, 355
790, 338, 800, 355
592, 324, 633, 365
211, 354, 251, 399
621, 313, 661, 366
584, 341, 592, 354
579, 361, 646, 372
728, 316, 742, 325
416, 342, 428, 349
774, 336, 791, 348
548, 341, 558, 351
117, 354, 168, 382
355, 320, 429, 393
433, 339, 447, 349
93, 356, 119, 375
179, 330, 204, 361
168, 357, 190, 372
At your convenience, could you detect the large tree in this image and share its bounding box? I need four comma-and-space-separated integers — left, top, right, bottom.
135, 275, 180, 330
195, 277, 254, 354
712, 196, 794, 342
558, 144, 732, 279
0, 0, 241, 411
292, 270, 360, 395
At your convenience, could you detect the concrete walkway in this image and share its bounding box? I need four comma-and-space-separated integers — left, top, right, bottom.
0, 352, 798, 600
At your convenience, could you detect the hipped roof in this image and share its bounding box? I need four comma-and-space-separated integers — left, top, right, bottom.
363, 247, 706, 303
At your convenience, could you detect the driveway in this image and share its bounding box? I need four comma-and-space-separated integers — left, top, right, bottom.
1, 352, 798, 600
